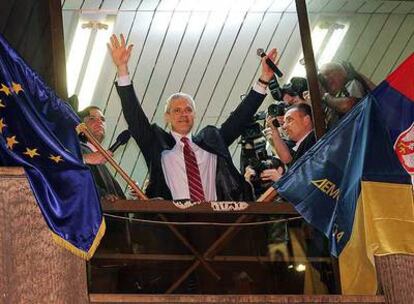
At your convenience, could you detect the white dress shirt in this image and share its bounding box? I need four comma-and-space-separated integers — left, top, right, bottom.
161, 131, 217, 201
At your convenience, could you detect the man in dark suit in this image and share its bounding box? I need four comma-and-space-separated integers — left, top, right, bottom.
268, 103, 316, 167
108, 34, 277, 201
79, 106, 125, 201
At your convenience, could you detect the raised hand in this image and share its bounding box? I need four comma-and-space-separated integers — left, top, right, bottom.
107, 33, 134, 76
259, 48, 278, 83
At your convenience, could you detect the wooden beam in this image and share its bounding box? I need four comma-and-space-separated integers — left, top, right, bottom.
295, 0, 326, 139
48, 0, 68, 99
92, 253, 333, 263
89, 293, 385, 303
101, 200, 297, 214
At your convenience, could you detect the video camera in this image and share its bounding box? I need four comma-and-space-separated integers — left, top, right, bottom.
268, 75, 308, 102
240, 111, 284, 195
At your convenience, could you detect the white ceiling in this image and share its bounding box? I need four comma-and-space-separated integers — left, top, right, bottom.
62, 0, 414, 192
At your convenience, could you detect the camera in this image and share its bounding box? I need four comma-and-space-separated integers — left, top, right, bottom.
267, 102, 287, 128
248, 157, 283, 184
241, 111, 266, 140
240, 111, 269, 171
240, 112, 284, 195
267, 103, 286, 117
268, 75, 283, 101
269, 75, 308, 102
240, 111, 268, 173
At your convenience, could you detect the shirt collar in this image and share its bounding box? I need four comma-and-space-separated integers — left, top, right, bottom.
171, 130, 193, 143
293, 130, 313, 151
86, 141, 98, 152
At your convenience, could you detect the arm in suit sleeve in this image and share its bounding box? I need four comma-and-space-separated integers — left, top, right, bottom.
115, 83, 154, 157
220, 89, 266, 146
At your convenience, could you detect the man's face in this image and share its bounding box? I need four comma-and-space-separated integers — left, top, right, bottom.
283, 108, 311, 141
164, 98, 195, 135
84, 108, 105, 143
321, 69, 346, 95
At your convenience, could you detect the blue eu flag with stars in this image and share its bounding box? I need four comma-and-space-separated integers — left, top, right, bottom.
0, 34, 105, 260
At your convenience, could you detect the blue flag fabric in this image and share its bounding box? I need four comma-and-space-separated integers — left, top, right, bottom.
274, 54, 414, 294
0, 34, 105, 260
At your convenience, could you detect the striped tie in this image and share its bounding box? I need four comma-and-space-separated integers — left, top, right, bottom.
181, 137, 205, 201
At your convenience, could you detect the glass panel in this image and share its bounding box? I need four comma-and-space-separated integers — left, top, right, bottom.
88, 210, 336, 294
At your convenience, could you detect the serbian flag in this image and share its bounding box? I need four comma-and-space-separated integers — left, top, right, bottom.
274, 53, 414, 294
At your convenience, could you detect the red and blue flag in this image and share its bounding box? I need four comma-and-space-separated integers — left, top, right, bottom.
274, 53, 414, 294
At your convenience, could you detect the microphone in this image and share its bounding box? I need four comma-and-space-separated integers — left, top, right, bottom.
108, 130, 131, 153
257, 48, 283, 77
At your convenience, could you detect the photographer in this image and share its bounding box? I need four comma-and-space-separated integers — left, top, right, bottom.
319, 62, 375, 130
240, 111, 286, 197
268, 103, 316, 167
263, 102, 289, 145
268, 75, 309, 106
281, 77, 309, 106
264, 76, 308, 148
242, 78, 311, 196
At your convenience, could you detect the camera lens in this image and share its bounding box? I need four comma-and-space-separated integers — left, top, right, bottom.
267, 103, 286, 117
272, 119, 280, 128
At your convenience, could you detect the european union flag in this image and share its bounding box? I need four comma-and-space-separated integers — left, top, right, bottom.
0, 34, 104, 260
274, 53, 414, 294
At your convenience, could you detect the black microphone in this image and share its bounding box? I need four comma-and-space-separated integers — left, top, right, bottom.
257, 48, 283, 77
108, 130, 131, 153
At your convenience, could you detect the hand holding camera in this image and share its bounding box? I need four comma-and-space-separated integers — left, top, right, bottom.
260, 168, 283, 182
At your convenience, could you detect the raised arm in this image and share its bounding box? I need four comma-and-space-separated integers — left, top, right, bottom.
220, 48, 278, 146
266, 117, 293, 165
108, 34, 154, 155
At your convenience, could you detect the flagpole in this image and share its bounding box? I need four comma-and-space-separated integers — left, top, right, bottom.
257, 186, 278, 203
76, 123, 148, 200
295, 0, 326, 139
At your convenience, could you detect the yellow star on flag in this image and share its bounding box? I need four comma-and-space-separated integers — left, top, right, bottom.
23, 148, 40, 158
0, 100, 5, 108
11, 82, 24, 94
0, 83, 11, 96
6, 136, 19, 150
0, 118, 6, 133
49, 154, 63, 163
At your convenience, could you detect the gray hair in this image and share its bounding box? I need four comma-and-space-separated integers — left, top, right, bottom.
320, 62, 347, 76
164, 92, 196, 113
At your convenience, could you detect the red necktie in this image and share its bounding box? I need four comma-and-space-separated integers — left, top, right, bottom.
181, 137, 205, 201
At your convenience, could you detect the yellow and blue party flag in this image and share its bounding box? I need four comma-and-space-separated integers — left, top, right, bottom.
0, 34, 105, 260
274, 53, 414, 294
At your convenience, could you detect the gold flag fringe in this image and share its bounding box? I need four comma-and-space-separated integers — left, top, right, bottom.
51, 218, 106, 260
